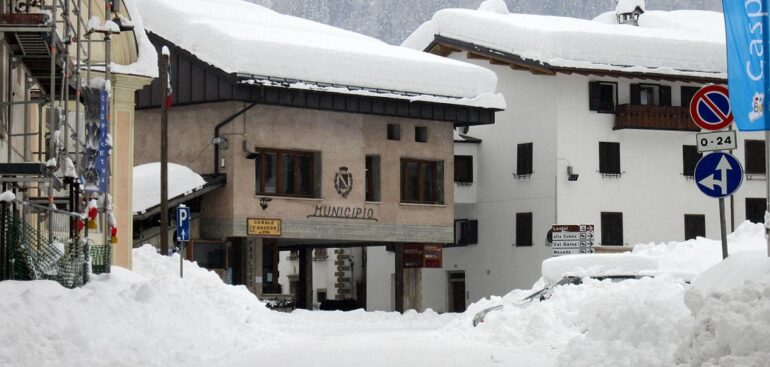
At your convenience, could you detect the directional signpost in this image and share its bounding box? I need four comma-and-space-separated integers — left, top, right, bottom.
551, 225, 594, 257
691, 85, 739, 259
176, 205, 191, 278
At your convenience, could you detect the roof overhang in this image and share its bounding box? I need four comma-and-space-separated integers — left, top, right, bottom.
426, 35, 726, 84
132, 174, 226, 221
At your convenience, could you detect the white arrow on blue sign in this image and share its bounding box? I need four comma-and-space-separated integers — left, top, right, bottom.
694, 152, 743, 198
176, 205, 191, 242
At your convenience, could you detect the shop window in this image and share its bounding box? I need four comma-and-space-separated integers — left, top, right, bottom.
601, 212, 624, 246
454, 155, 473, 184
365, 155, 381, 202
453, 219, 478, 246
682, 145, 702, 177
401, 158, 444, 204
589, 81, 617, 113
599, 142, 621, 175
745, 140, 766, 174
631, 83, 671, 106
684, 214, 705, 240
516, 143, 533, 177
415, 126, 428, 143
254, 148, 315, 197
388, 123, 400, 141
515, 212, 533, 247
746, 198, 766, 224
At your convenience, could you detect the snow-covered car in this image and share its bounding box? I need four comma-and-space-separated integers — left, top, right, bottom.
471, 254, 691, 327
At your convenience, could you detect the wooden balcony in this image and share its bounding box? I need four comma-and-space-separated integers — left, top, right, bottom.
614, 104, 698, 131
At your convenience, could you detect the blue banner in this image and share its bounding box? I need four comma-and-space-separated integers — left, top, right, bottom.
95, 89, 111, 193
724, 0, 770, 131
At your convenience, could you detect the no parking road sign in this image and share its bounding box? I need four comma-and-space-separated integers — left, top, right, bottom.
694, 152, 743, 198
690, 85, 733, 131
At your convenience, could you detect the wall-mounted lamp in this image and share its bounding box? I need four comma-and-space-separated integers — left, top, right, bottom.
567, 166, 579, 181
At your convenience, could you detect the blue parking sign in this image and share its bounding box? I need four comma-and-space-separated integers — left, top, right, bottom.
176, 205, 191, 242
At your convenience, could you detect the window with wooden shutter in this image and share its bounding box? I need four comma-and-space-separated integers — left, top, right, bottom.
681, 86, 700, 108
516, 143, 533, 177
660, 86, 672, 106
601, 212, 623, 246
746, 198, 766, 224
684, 214, 705, 240
745, 140, 766, 174
589, 81, 617, 113
599, 142, 621, 175
682, 145, 702, 177
454, 155, 473, 184
515, 212, 533, 246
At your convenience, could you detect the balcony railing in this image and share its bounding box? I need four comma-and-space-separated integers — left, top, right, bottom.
615, 104, 698, 131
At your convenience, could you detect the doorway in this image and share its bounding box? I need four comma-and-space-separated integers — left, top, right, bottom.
448, 271, 466, 313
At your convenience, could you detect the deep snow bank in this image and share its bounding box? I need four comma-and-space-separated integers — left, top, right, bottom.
0, 245, 273, 367
677, 252, 770, 366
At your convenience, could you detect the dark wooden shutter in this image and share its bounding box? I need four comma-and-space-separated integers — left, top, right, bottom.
660, 86, 672, 106
601, 212, 624, 246
589, 82, 601, 111
684, 214, 706, 240
746, 198, 767, 223
468, 220, 478, 245
517, 143, 533, 175
745, 140, 766, 174
516, 213, 533, 246
630, 84, 641, 105
682, 145, 702, 177
600, 142, 621, 174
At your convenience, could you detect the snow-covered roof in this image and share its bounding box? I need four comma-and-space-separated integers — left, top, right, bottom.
132, 0, 504, 110
132, 162, 206, 214
616, 0, 646, 14
454, 130, 481, 143
403, 7, 725, 80
106, 0, 158, 78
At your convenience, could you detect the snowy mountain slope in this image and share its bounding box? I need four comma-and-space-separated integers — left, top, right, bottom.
247, 0, 721, 44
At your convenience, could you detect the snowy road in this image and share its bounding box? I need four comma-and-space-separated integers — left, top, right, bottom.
221, 311, 555, 367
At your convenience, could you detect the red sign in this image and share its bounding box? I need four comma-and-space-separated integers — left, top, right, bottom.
403, 244, 443, 268
690, 85, 733, 131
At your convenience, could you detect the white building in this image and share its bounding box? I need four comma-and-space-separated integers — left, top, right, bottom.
365, 3, 765, 313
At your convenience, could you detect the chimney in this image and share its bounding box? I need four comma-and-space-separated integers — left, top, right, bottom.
615, 0, 645, 26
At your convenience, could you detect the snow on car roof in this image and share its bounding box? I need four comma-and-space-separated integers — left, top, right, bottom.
541, 254, 659, 284
403, 6, 725, 79
133, 0, 504, 109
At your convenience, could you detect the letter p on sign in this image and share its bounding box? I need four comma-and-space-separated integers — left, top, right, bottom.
176, 205, 191, 242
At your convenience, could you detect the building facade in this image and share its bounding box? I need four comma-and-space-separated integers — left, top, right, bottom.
386, 4, 756, 312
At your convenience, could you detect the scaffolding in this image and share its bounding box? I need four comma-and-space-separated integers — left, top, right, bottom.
0, 0, 131, 285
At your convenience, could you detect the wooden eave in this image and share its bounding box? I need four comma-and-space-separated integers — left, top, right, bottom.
426, 35, 725, 84
135, 32, 497, 126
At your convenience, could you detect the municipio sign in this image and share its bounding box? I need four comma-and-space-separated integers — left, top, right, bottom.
690, 85, 733, 131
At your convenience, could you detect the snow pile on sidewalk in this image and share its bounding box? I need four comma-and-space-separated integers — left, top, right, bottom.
633, 221, 766, 274
132, 162, 207, 214
0, 245, 273, 367
677, 252, 770, 366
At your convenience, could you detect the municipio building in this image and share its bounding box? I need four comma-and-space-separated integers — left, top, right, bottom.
131, 0, 503, 311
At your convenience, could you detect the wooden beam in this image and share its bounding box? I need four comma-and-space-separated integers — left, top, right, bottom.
467, 52, 490, 60
489, 59, 510, 65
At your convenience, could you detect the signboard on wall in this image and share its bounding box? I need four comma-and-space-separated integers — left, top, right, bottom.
247, 218, 282, 236
404, 244, 443, 268
551, 225, 594, 257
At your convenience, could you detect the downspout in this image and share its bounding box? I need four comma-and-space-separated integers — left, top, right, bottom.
213, 103, 257, 175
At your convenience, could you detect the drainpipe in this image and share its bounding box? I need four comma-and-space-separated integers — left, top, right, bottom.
213, 103, 257, 175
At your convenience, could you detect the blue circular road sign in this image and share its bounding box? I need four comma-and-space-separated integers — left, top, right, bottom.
694, 152, 743, 198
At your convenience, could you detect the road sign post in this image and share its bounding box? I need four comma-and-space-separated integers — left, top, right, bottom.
176, 205, 191, 278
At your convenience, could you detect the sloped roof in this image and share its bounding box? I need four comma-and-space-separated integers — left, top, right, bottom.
404, 7, 725, 81
133, 0, 504, 109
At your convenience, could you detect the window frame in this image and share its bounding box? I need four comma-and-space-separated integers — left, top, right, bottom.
589, 81, 618, 113
453, 219, 478, 246
682, 145, 702, 178
454, 155, 474, 184
516, 142, 533, 177
599, 142, 621, 175
680, 86, 700, 108
684, 214, 706, 240
630, 83, 671, 106
254, 147, 316, 198
387, 123, 401, 141
745, 140, 766, 175
601, 212, 624, 246
746, 198, 766, 224
365, 155, 381, 202
415, 126, 428, 143
515, 212, 533, 247
400, 158, 445, 205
